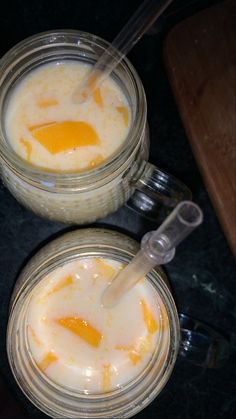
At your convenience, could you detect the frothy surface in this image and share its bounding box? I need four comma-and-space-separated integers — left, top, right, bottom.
26, 257, 169, 393
5, 61, 130, 172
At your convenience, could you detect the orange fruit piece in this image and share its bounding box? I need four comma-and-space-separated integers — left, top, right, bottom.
55, 316, 102, 347
37, 99, 58, 108
128, 350, 142, 365
95, 258, 117, 280
93, 88, 103, 106
102, 364, 111, 392
46, 275, 73, 297
30, 120, 100, 154
20, 138, 32, 161
140, 299, 158, 334
38, 351, 58, 372
115, 344, 142, 365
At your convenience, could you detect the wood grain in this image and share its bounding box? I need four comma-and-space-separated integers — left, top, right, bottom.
164, 0, 236, 257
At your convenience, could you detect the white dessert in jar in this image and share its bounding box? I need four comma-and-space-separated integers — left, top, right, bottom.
5, 61, 130, 172
0, 32, 149, 224
26, 257, 170, 393
1, 56, 147, 224
7, 228, 179, 418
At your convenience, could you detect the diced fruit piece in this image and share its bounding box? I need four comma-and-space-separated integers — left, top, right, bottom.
93, 88, 103, 106
20, 138, 32, 161
95, 259, 117, 280
37, 99, 58, 108
55, 316, 102, 347
38, 351, 58, 371
115, 344, 142, 365
30, 121, 100, 154
140, 299, 158, 334
128, 350, 141, 365
47, 275, 73, 297
102, 364, 111, 392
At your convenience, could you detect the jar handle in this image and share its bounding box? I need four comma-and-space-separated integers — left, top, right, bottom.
127, 161, 192, 222
179, 313, 229, 368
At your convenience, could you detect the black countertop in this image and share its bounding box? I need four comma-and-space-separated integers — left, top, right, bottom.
0, 1, 235, 418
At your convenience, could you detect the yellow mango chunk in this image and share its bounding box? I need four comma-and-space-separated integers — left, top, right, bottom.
128, 350, 142, 365
30, 120, 100, 154
140, 299, 158, 334
55, 316, 102, 347
93, 88, 103, 106
38, 351, 58, 372
20, 138, 32, 161
95, 258, 117, 280
47, 275, 74, 297
102, 364, 111, 392
116, 106, 129, 126
88, 154, 104, 169
115, 344, 142, 365
37, 99, 59, 108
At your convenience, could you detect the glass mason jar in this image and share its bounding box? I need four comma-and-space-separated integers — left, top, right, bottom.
7, 228, 229, 418
0, 30, 190, 224
7, 228, 180, 419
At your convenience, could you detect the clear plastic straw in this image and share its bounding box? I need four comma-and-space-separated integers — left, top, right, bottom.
102, 201, 203, 308
73, 0, 174, 102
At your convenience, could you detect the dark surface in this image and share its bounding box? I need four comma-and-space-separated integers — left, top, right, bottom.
0, 1, 235, 418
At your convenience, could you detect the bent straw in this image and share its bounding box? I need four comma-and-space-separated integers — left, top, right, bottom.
73, 0, 174, 102
102, 201, 203, 308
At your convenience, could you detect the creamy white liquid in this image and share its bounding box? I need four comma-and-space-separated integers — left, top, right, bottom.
26, 257, 169, 393
5, 61, 130, 172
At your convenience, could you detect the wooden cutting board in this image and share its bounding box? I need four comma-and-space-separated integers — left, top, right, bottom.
164, 0, 236, 257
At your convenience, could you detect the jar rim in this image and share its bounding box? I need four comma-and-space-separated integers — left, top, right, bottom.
0, 30, 147, 189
